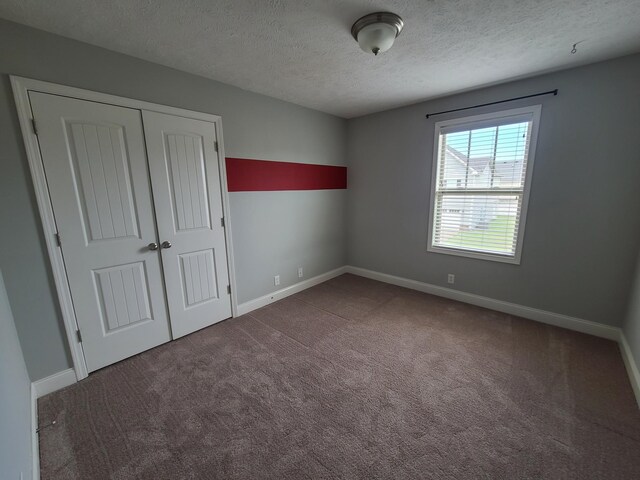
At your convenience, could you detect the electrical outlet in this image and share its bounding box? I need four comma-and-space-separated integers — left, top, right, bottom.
298, 267, 303, 278
274, 275, 280, 286
447, 274, 455, 284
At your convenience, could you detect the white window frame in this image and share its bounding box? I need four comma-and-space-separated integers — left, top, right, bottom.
427, 105, 542, 264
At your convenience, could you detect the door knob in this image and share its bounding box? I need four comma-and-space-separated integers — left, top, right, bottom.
161, 241, 172, 249
148, 242, 159, 251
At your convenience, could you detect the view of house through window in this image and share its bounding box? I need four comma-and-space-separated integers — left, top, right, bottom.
428, 107, 540, 262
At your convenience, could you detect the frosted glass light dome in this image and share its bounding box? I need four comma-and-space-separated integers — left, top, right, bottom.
351, 12, 404, 56
357, 23, 397, 55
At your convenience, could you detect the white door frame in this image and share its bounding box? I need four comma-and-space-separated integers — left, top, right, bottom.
11, 76, 239, 381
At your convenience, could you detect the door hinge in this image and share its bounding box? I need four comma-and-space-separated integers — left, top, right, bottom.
31, 118, 38, 136
227, 285, 231, 295
54, 232, 62, 247
76, 329, 83, 343
221, 217, 225, 228
214, 141, 219, 152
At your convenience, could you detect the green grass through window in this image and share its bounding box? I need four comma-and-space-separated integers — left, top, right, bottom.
442, 215, 517, 254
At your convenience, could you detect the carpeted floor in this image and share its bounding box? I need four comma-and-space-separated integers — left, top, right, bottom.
38, 274, 640, 479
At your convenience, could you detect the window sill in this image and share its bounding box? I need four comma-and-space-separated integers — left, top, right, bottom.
427, 245, 522, 265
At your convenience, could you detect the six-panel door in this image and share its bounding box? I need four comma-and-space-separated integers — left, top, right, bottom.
143, 111, 232, 338
30, 92, 172, 372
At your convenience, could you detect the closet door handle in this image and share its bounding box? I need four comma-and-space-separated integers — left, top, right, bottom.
161, 241, 172, 249
147, 242, 159, 251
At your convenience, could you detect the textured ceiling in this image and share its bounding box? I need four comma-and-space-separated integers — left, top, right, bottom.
1, 0, 639, 118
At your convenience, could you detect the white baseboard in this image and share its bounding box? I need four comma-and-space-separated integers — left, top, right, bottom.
345, 266, 621, 341
619, 333, 640, 408
31, 383, 40, 480
32, 368, 77, 399
30, 368, 77, 479
237, 266, 347, 316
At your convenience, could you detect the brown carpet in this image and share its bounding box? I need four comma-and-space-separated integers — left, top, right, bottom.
38, 274, 640, 479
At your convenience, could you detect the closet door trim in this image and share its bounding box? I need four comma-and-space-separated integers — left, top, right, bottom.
10, 76, 239, 381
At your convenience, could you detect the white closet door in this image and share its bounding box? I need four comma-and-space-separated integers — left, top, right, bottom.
30, 92, 171, 372
143, 111, 232, 338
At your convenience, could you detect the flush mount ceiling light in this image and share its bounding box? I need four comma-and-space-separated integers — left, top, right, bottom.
351, 12, 404, 56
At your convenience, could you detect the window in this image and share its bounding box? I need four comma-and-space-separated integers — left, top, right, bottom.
427, 105, 541, 264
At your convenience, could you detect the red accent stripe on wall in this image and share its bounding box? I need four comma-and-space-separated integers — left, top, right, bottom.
225, 158, 347, 192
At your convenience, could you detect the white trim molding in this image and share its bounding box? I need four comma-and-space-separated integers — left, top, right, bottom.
31, 370, 76, 479
31, 384, 40, 480
32, 368, 77, 399
215, 120, 239, 319
11, 77, 90, 380
237, 267, 347, 316
427, 105, 542, 265
619, 333, 640, 408
345, 266, 620, 340
30, 369, 77, 479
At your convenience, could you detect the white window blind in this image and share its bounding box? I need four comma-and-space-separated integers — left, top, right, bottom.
428, 106, 541, 263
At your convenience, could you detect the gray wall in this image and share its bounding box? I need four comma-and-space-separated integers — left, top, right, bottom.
0, 270, 33, 480
232, 190, 346, 302
624, 253, 640, 376
347, 54, 640, 327
0, 19, 347, 380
